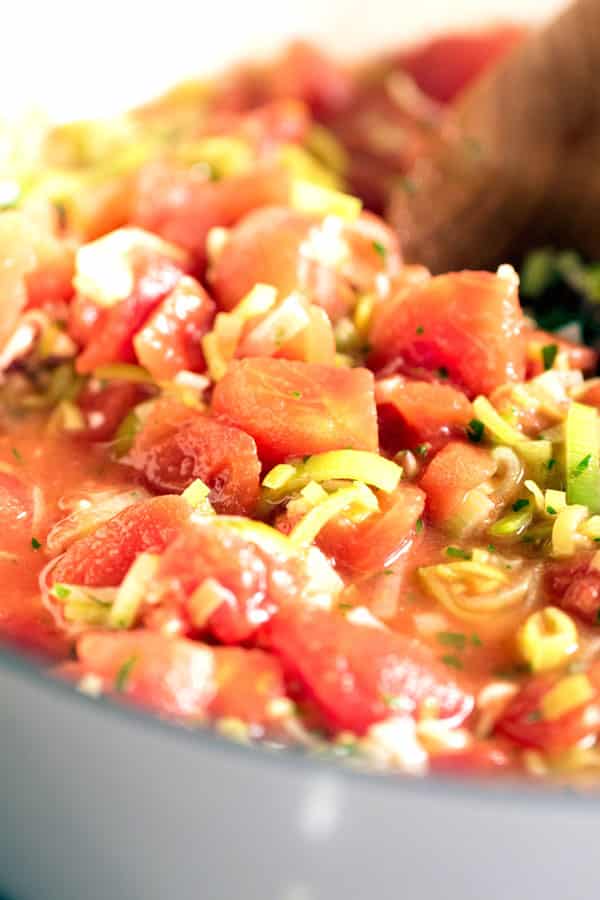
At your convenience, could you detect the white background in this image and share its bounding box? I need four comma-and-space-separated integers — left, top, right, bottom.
1, 0, 566, 120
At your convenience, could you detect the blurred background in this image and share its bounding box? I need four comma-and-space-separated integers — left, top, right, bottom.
1, 0, 565, 120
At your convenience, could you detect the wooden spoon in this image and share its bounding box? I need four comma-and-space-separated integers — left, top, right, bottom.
389, 0, 600, 273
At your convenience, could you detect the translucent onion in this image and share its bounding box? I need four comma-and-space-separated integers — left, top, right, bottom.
552, 504, 590, 557
46, 489, 148, 555
262, 450, 402, 501
108, 552, 160, 629
290, 179, 362, 221
289, 482, 379, 548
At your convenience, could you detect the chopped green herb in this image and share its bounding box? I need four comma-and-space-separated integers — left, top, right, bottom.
383, 568, 396, 576
291, 390, 302, 398
52, 584, 71, 600
338, 601, 354, 612
512, 498, 530, 512
441, 654, 463, 670
437, 366, 449, 380
546, 458, 557, 470
302, 455, 311, 463
399, 175, 417, 195
572, 453, 592, 478
415, 443, 429, 457
546, 505, 557, 516
437, 632, 466, 651
11, 447, 23, 463
470, 633, 483, 647
415, 325, 425, 335
415, 517, 424, 533
494, 662, 531, 679
382, 693, 404, 710
526, 710, 542, 723
445, 546, 472, 560
466, 418, 484, 443
31, 537, 41, 550
115, 655, 138, 693
487, 544, 496, 553
372, 240, 387, 260
541, 343, 558, 371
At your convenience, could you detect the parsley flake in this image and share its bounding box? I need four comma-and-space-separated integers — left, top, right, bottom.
415, 325, 425, 335
372, 240, 387, 260
445, 546, 472, 560
467, 418, 484, 443
291, 390, 302, 398
541, 343, 558, 371
31, 537, 41, 550
437, 366, 449, 380
115, 655, 138, 693
573, 454, 592, 477
11, 447, 23, 463
415, 443, 429, 458
52, 584, 71, 600
437, 632, 467, 650
512, 498, 530, 512
441, 654, 463, 670
546, 458, 557, 471
415, 517, 424, 533
546, 505, 557, 516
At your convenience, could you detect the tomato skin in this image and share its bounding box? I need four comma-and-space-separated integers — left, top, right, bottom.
51, 495, 190, 587
75, 254, 184, 375
74, 630, 285, 724
131, 162, 289, 270
270, 41, 353, 120
419, 441, 496, 526
133, 277, 215, 380
76, 631, 216, 717
129, 402, 261, 515
399, 26, 526, 103
154, 523, 299, 643
210, 206, 316, 312
78, 380, 149, 442
25, 241, 75, 310
544, 553, 600, 626
369, 271, 526, 398
212, 358, 379, 464
376, 375, 472, 454
317, 483, 425, 576
526, 328, 598, 377
264, 606, 472, 735
495, 668, 600, 753
430, 741, 512, 775
210, 647, 285, 725
68, 294, 103, 346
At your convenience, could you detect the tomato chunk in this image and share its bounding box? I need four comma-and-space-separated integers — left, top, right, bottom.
270, 41, 353, 120
210, 647, 286, 725
131, 162, 289, 269
78, 380, 150, 442
317, 483, 425, 575
419, 441, 496, 526
133, 276, 215, 379
0, 471, 33, 552
75, 254, 184, 374
544, 553, 600, 626
52, 495, 190, 587
495, 668, 600, 753
376, 375, 473, 453
212, 358, 378, 464
155, 523, 299, 643
369, 271, 526, 398
265, 606, 472, 735
129, 402, 261, 515
399, 26, 526, 103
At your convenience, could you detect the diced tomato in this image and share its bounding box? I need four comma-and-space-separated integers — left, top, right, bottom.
264, 606, 472, 735
212, 358, 378, 464
341, 212, 403, 290
233, 99, 311, 151
211, 647, 286, 725
68, 294, 103, 346
430, 741, 512, 775
129, 402, 260, 515
154, 523, 299, 643
495, 668, 600, 753
133, 276, 215, 379
579, 382, 600, 408
76, 631, 215, 717
78, 380, 150, 442
75, 630, 285, 724
526, 328, 598, 377
376, 375, 473, 453
399, 26, 526, 103
210, 206, 316, 311
419, 441, 496, 526
25, 239, 75, 309
544, 553, 600, 626
368, 271, 526, 398
317, 483, 425, 575
131, 162, 289, 270
51, 495, 190, 587
75, 254, 184, 375
270, 41, 353, 120
0, 472, 33, 553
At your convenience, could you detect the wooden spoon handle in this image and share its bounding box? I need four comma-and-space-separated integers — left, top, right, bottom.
390, 0, 600, 273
